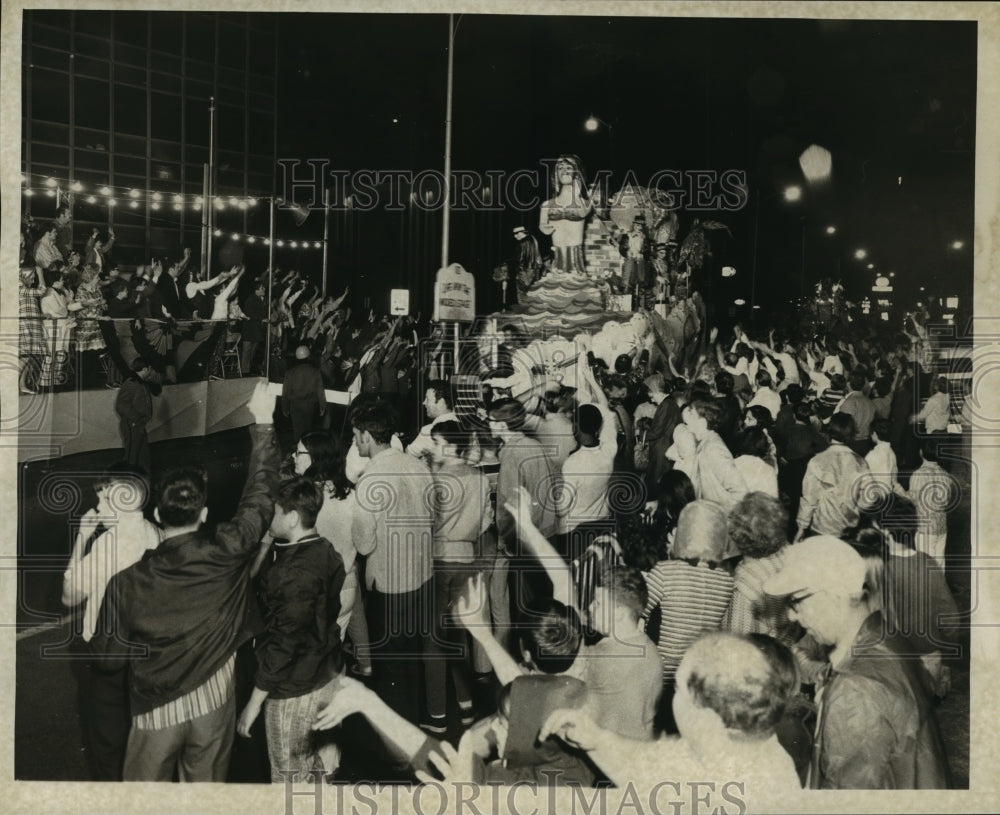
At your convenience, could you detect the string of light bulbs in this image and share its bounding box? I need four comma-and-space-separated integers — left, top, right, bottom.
22, 173, 324, 250
21, 173, 264, 210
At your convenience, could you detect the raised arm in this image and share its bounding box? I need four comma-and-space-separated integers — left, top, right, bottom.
217, 382, 280, 555
454, 574, 525, 686
506, 486, 575, 608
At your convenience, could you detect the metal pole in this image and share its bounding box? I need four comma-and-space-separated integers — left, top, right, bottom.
201, 163, 210, 271
207, 97, 216, 278
265, 196, 275, 380
322, 187, 330, 298
800, 217, 806, 299
751, 189, 760, 315
441, 14, 454, 268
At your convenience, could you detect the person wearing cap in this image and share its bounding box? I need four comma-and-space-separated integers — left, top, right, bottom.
763, 536, 950, 789
281, 345, 327, 442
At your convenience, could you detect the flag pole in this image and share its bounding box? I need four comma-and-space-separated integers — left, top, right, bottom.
442, 14, 454, 268
207, 97, 216, 277
322, 188, 330, 298
265, 196, 275, 381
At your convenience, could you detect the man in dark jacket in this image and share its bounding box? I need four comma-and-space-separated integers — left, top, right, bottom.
281, 345, 326, 441
240, 280, 268, 375
114, 357, 157, 472
94, 383, 280, 781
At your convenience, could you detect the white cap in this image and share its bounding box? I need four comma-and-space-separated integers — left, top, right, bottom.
763, 536, 867, 599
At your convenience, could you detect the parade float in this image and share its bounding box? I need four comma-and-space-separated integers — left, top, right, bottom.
480, 155, 726, 402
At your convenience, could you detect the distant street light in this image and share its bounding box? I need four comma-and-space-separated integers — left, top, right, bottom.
854, 248, 867, 260
799, 144, 833, 183
783, 185, 802, 202
825, 225, 837, 235
951, 240, 965, 250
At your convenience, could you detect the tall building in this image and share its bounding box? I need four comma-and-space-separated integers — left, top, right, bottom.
21, 10, 278, 265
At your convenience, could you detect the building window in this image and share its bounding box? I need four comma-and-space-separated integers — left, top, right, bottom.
113, 83, 146, 137
30, 68, 70, 124
151, 92, 182, 141
75, 78, 111, 130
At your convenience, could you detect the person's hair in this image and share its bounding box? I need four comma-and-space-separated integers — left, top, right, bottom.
856, 493, 920, 548
826, 412, 856, 444
353, 402, 397, 445
155, 466, 209, 528
488, 397, 527, 431
594, 563, 647, 620
736, 426, 774, 463
95, 460, 149, 509
518, 599, 582, 675
873, 375, 894, 398
723, 351, 740, 368
921, 437, 941, 463
688, 379, 714, 402
430, 419, 474, 458
793, 401, 814, 423
848, 369, 867, 392
934, 376, 949, 394
603, 373, 628, 393
425, 379, 453, 409
782, 383, 804, 405
728, 492, 788, 559
682, 632, 798, 740
614, 354, 633, 375
828, 373, 847, 392
42, 267, 63, 287
714, 370, 734, 396
688, 398, 722, 430
755, 369, 773, 389
300, 430, 353, 499
475, 427, 501, 455
744, 404, 774, 431
131, 356, 151, 374
871, 418, 891, 441
274, 476, 323, 530
578, 403, 603, 437
655, 469, 696, 525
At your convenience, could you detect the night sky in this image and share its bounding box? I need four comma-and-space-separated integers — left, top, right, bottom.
268, 12, 976, 317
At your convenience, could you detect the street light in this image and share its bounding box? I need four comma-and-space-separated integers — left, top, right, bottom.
951, 240, 965, 250
825, 225, 837, 235
783, 185, 802, 202
854, 248, 867, 260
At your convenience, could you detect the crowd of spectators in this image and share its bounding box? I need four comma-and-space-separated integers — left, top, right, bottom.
59, 289, 968, 795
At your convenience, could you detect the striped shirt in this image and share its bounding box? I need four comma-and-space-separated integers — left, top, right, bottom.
723, 552, 798, 646
133, 654, 235, 731
642, 560, 734, 682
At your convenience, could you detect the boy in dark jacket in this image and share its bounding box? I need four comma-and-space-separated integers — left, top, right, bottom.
237, 476, 346, 782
